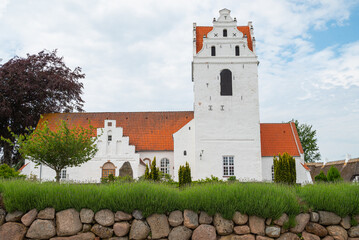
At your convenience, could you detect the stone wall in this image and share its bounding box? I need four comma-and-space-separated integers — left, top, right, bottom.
0, 207, 359, 240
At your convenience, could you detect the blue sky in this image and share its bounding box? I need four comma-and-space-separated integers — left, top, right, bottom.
0, 0, 358, 161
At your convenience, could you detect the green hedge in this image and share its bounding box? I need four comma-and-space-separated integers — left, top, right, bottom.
0, 180, 358, 219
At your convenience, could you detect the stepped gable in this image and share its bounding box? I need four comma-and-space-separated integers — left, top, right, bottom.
38, 111, 194, 151
195, 26, 253, 53
260, 122, 304, 157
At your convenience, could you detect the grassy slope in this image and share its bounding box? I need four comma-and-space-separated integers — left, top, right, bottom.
0, 181, 358, 219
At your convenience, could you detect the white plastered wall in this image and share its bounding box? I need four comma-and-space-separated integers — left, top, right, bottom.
173, 119, 195, 181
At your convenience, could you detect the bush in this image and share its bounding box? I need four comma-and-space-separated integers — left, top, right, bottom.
314, 171, 327, 182
273, 152, 296, 184
227, 176, 237, 182
144, 157, 160, 181
327, 166, 342, 182
0, 164, 26, 179
178, 162, 191, 187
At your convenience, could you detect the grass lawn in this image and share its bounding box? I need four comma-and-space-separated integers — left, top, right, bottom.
0, 180, 358, 219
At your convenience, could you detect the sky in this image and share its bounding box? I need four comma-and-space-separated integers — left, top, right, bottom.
0, 0, 358, 162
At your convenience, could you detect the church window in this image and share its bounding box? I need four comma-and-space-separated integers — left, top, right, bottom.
108, 122, 112, 127
271, 165, 275, 182
220, 69, 232, 96
60, 167, 67, 180
235, 46, 240, 56
160, 158, 170, 174
184, 150, 187, 156
102, 162, 116, 178
223, 156, 234, 176
211, 46, 216, 56
223, 29, 227, 37
108, 135, 112, 141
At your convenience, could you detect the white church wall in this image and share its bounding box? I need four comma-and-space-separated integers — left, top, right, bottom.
173, 119, 195, 181
139, 151, 174, 177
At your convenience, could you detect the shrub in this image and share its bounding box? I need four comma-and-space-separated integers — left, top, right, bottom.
144, 157, 160, 181
178, 162, 191, 187
273, 152, 296, 184
227, 176, 237, 182
314, 171, 327, 182
327, 166, 342, 182
0, 164, 26, 179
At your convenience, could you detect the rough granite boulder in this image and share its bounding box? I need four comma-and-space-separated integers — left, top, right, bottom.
310, 212, 319, 223
0, 222, 27, 240
277, 232, 301, 240
21, 208, 37, 226
214, 213, 234, 235
146, 213, 170, 239
26, 219, 56, 239
233, 212, 249, 225
290, 213, 310, 233
302, 231, 321, 240
132, 210, 144, 220
257, 236, 274, 240
169, 210, 184, 227
115, 211, 132, 221
94, 209, 114, 226
348, 226, 359, 238
168, 226, 192, 240
38, 207, 55, 220
192, 224, 217, 240
199, 211, 213, 224
327, 225, 348, 240
50, 232, 96, 240
306, 222, 328, 237
249, 215, 265, 236
220, 234, 255, 240
114, 222, 130, 237
91, 223, 113, 238
80, 209, 94, 224
319, 211, 342, 225
82, 224, 92, 232
129, 220, 150, 240
56, 208, 82, 236
274, 213, 289, 226
322, 236, 335, 240
183, 209, 199, 229
234, 225, 251, 235
5, 210, 23, 222
341, 216, 351, 230
265, 226, 281, 238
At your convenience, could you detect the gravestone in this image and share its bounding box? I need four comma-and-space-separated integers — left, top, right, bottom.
119, 161, 133, 178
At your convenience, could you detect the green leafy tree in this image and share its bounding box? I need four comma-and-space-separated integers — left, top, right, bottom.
0, 164, 26, 179
314, 170, 328, 182
291, 119, 321, 163
5, 119, 98, 182
273, 152, 296, 184
327, 166, 342, 182
178, 162, 191, 187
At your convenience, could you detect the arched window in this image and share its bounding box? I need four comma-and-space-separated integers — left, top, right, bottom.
235, 46, 240, 56
107, 130, 112, 141
223, 29, 227, 37
102, 161, 115, 178
160, 158, 170, 174
220, 69, 232, 96
211, 46, 216, 56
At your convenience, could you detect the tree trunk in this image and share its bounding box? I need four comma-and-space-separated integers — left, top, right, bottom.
55, 170, 61, 183
2, 142, 13, 166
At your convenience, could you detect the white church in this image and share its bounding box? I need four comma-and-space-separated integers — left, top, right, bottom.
21, 9, 312, 183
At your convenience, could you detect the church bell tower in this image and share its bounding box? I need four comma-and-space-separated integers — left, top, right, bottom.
192, 8, 262, 180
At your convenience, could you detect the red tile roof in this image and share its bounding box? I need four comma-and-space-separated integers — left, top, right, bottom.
39, 112, 194, 152
196, 26, 253, 53
260, 122, 304, 157
39, 112, 303, 156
